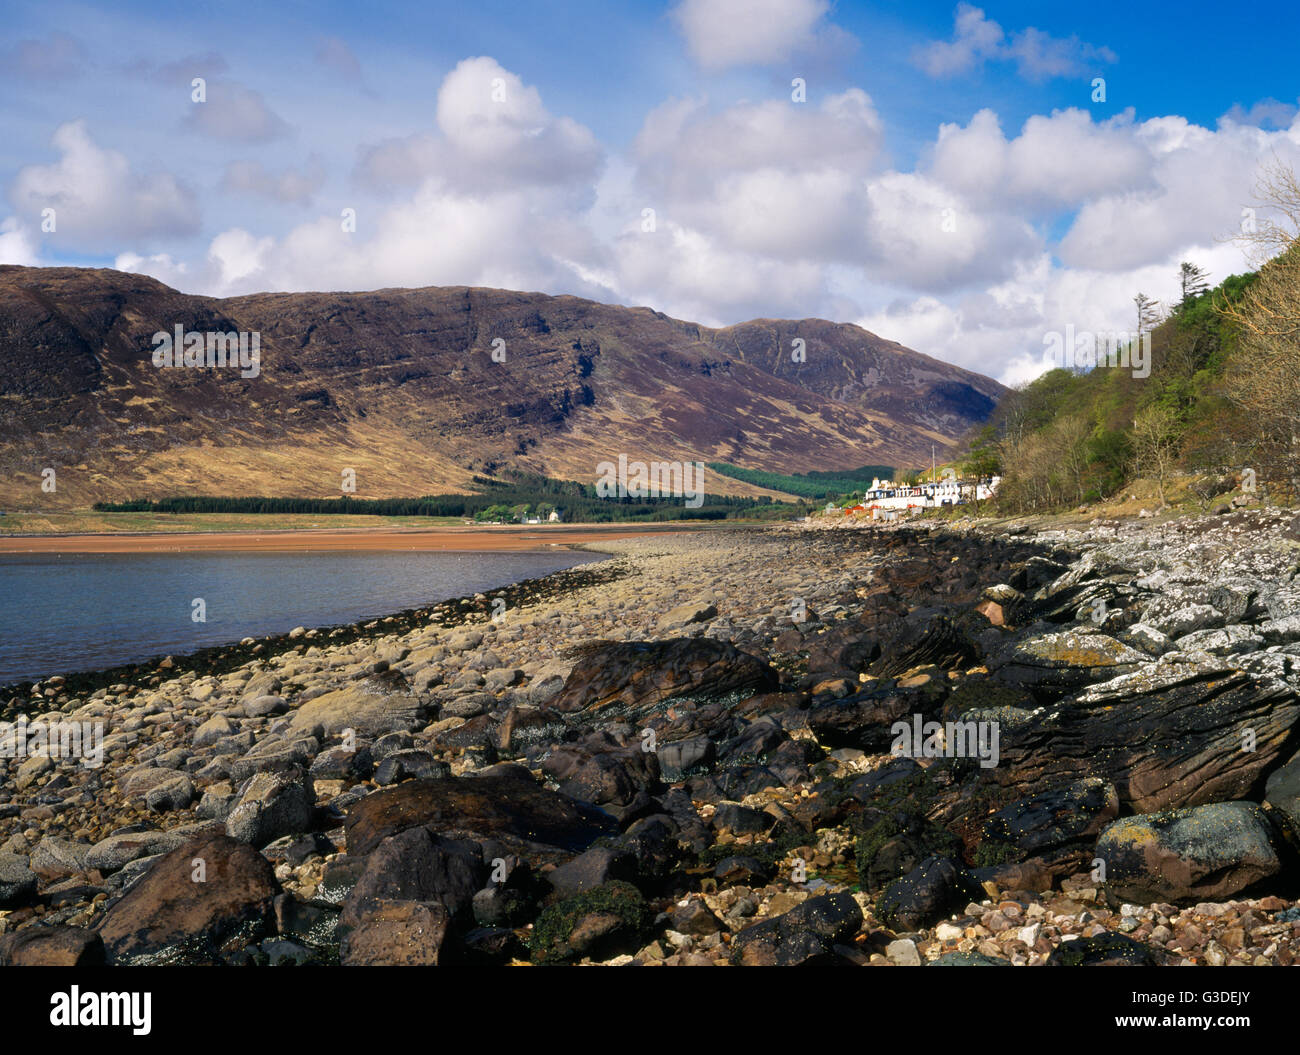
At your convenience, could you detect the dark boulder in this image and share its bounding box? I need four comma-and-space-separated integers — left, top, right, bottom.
95, 833, 279, 965
1046, 932, 1162, 966
729, 893, 863, 966
0, 926, 104, 966
344, 764, 618, 858
541, 729, 660, 811
875, 856, 975, 932
550, 638, 777, 717
986, 661, 1300, 814
339, 900, 451, 966
1094, 801, 1281, 905
529, 881, 650, 964
340, 826, 484, 929
981, 778, 1119, 855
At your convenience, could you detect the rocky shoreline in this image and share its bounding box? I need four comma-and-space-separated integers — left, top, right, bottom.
4, 510, 1300, 966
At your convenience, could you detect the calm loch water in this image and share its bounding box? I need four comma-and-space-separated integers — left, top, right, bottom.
0, 548, 601, 684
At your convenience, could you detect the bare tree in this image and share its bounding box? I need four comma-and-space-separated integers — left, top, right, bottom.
1178, 261, 1211, 307
1131, 404, 1181, 509
1134, 292, 1161, 335
1219, 157, 1300, 497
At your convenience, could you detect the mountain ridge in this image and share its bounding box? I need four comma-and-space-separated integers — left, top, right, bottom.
0, 265, 1006, 508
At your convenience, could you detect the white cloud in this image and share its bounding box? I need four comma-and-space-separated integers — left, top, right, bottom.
930, 108, 1154, 210
0, 218, 39, 265
629, 91, 883, 263
916, 4, 1115, 81
10, 120, 200, 247
914, 3, 1003, 77
671, 0, 838, 72
355, 57, 601, 200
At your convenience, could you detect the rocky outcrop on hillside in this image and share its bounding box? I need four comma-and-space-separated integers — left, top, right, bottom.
4, 509, 1300, 966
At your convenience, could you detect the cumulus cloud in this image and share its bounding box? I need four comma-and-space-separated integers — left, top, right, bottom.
929, 108, 1154, 210
354, 57, 601, 201
629, 91, 883, 262
129, 60, 610, 300
221, 156, 326, 205
9, 120, 200, 247
916, 4, 1115, 80
1221, 97, 1300, 131
1057, 118, 1300, 271
183, 80, 291, 142
670, 0, 845, 72
0, 218, 40, 265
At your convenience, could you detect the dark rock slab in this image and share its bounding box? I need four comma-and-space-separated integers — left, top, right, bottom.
550, 638, 777, 716
987, 661, 1300, 813
345, 764, 618, 857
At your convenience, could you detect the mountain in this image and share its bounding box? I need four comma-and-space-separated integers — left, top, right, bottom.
0, 266, 1006, 509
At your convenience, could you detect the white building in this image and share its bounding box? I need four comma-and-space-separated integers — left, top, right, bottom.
860, 475, 1000, 511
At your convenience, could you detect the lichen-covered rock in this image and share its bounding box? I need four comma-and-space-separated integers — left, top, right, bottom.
1095, 801, 1280, 904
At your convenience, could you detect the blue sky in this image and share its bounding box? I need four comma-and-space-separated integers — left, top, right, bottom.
3, 0, 1299, 383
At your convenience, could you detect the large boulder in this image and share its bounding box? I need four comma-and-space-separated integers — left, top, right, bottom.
28, 836, 90, 882
85, 829, 189, 874
1046, 932, 1163, 966
341, 826, 483, 929
344, 765, 618, 859
549, 638, 776, 717
94, 833, 279, 964
0, 927, 105, 966
529, 881, 650, 964
339, 900, 451, 966
289, 682, 422, 738
875, 856, 974, 932
0, 852, 37, 907
225, 768, 316, 847
541, 730, 660, 810
729, 893, 863, 966
982, 778, 1119, 855
1094, 801, 1281, 904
